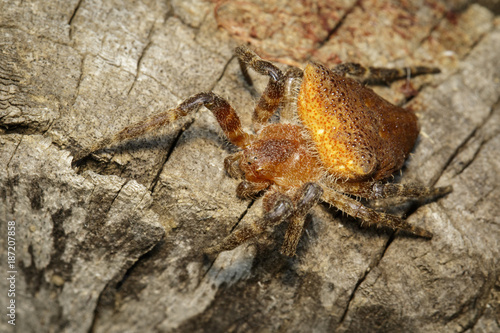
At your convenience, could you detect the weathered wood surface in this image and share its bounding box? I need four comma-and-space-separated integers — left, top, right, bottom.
0, 1, 499, 332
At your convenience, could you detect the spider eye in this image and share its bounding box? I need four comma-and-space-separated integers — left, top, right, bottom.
247, 156, 257, 165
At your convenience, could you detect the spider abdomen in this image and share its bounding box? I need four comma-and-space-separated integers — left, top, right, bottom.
297, 63, 419, 181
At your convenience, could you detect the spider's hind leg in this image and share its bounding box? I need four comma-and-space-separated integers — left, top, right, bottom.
332, 62, 440, 85
321, 185, 434, 239
331, 181, 452, 201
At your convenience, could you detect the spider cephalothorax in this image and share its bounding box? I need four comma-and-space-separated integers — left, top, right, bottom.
74, 46, 451, 257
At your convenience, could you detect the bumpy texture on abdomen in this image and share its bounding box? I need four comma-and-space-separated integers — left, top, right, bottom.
297, 63, 418, 181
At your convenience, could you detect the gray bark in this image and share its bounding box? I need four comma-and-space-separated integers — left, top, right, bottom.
0, 1, 499, 332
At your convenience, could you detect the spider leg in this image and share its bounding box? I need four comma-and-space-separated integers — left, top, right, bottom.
281, 183, 323, 257
280, 67, 304, 122
332, 62, 440, 85
204, 192, 293, 255
73, 92, 254, 161
235, 45, 286, 131
329, 181, 452, 200
321, 185, 433, 238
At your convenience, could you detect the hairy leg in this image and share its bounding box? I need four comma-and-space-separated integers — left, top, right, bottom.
280, 67, 304, 122
321, 185, 433, 238
329, 180, 452, 200
332, 62, 440, 85
204, 191, 293, 255
281, 183, 323, 257
235, 46, 286, 131
73, 92, 254, 162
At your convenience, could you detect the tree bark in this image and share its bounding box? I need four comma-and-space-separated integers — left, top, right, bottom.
0, 1, 499, 332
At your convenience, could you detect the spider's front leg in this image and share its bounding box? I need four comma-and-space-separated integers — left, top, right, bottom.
204, 191, 293, 255
281, 183, 323, 257
73, 92, 254, 162
321, 186, 434, 239
235, 45, 287, 131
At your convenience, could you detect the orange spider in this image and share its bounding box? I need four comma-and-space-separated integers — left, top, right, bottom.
74, 46, 451, 257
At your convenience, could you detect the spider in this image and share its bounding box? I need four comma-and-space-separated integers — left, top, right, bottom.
74, 45, 451, 257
